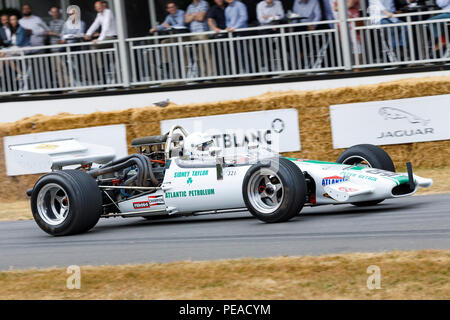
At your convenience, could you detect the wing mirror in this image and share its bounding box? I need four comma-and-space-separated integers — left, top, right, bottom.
210, 147, 224, 180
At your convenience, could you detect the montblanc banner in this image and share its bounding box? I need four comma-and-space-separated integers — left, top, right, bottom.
329, 94, 450, 149
160, 109, 301, 153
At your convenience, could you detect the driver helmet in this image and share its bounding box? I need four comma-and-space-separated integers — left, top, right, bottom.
183, 132, 215, 158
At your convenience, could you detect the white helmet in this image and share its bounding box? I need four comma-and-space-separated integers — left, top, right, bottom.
183, 132, 215, 158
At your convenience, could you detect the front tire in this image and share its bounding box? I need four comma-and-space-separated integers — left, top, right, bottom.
337, 144, 395, 207
242, 158, 306, 223
31, 170, 102, 236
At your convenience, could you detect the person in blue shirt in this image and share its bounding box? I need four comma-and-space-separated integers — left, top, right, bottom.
149, 1, 186, 33
292, 0, 322, 30
185, 0, 209, 33
225, 0, 248, 32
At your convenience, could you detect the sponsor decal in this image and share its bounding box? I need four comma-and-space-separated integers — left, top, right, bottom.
165, 188, 215, 199
210, 130, 272, 149
321, 175, 349, 186
341, 171, 378, 181
188, 189, 215, 197
364, 169, 398, 178
35, 144, 58, 150
187, 177, 193, 185
271, 118, 285, 133
148, 195, 164, 206
377, 128, 434, 139
133, 201, 150, 209
338, 186, 359, 192
174, 170, 209, 178
377, 107, 434, 140
379, 107, 430, 126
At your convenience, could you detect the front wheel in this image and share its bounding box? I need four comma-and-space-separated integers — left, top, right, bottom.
337, 144, 395, 207
242, 158, 307, 223
31, 170, 102, 236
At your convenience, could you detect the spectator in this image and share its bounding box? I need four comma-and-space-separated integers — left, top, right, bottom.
292, 0, 322, 30
369, 0, 408, 50
5, 14, 30, 49
331, 0, 362, 64
85, 0, 117, 44
185, 0, 210, 33
185, 0, 212, 76
225, 0, 248, 31
47, 6, 64, 50
102, 0, 109, 9
256, 0, 284, 26
58, 5, 86, 87
19, 4, 49, 48
0, 14, 11, 47
208, 0, 227, 33
149, 1, 185, 33
0, 14, 30, 81
428, 0, 450, 52
149, 1, 186, 77
60, 5, 86, 44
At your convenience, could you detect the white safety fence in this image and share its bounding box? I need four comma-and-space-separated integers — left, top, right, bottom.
127, 20, 344, 84
349, 10, 450, 67
0, 40, 121, 95
0, 10, 449, 95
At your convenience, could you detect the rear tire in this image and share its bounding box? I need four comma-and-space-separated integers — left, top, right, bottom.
31, 170, 102, 236
337, 144, 395, 207
242, 158, 306, 223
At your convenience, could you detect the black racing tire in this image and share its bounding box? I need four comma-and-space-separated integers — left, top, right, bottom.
337, 144, 395, 207
31, 170, 102, 236
242, 158, 306, 223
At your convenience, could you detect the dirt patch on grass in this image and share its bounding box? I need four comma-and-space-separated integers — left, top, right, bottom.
0, 250, 448, 299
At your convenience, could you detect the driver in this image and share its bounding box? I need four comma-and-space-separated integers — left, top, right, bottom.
183, 132, 215, 158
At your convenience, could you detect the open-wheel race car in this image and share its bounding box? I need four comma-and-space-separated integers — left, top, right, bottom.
27, 125, 433, 236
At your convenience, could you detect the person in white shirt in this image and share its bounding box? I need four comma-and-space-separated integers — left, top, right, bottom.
256, 0, 284, 26
85, 0, 117, 44
18, 4, 49, 48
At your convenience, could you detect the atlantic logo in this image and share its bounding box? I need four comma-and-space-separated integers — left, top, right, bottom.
377, 107, 434, 140
321, 175, 349, 186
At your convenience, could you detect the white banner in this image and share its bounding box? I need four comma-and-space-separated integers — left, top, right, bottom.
330, 94, 450, 148
4, 125, 128, 176
161, 109, 301, 153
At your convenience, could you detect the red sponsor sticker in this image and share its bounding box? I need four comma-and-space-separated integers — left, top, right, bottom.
148, 196, 164, 206
338, 186, 358, 192
133, 201, 150, 209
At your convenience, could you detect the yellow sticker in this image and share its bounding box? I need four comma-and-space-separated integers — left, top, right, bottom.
36, 144, 58, 150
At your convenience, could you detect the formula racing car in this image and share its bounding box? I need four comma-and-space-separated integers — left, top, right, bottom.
26, 125, 433, 236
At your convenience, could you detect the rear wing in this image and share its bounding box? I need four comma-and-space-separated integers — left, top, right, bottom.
3, 125, 128, 176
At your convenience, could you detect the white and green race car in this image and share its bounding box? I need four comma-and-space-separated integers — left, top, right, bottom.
27, 125, 433, 236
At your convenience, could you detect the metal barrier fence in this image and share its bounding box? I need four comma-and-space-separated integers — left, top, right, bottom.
127, 20, 344, 85
349, 10, 450, 67
0, 40, 121, 95
0, 10, 449, 95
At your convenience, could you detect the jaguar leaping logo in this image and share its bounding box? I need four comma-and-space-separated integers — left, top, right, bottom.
379, 107, 430, 126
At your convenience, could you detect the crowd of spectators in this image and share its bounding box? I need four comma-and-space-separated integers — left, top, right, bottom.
0, 0, 447, 90
0, 1, 117, 54
0, 0, 447, 54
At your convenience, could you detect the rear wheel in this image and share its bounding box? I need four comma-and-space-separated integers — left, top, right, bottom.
243, 158, 306, 223
31, 170, 102, 236
337, 144, 395, 206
